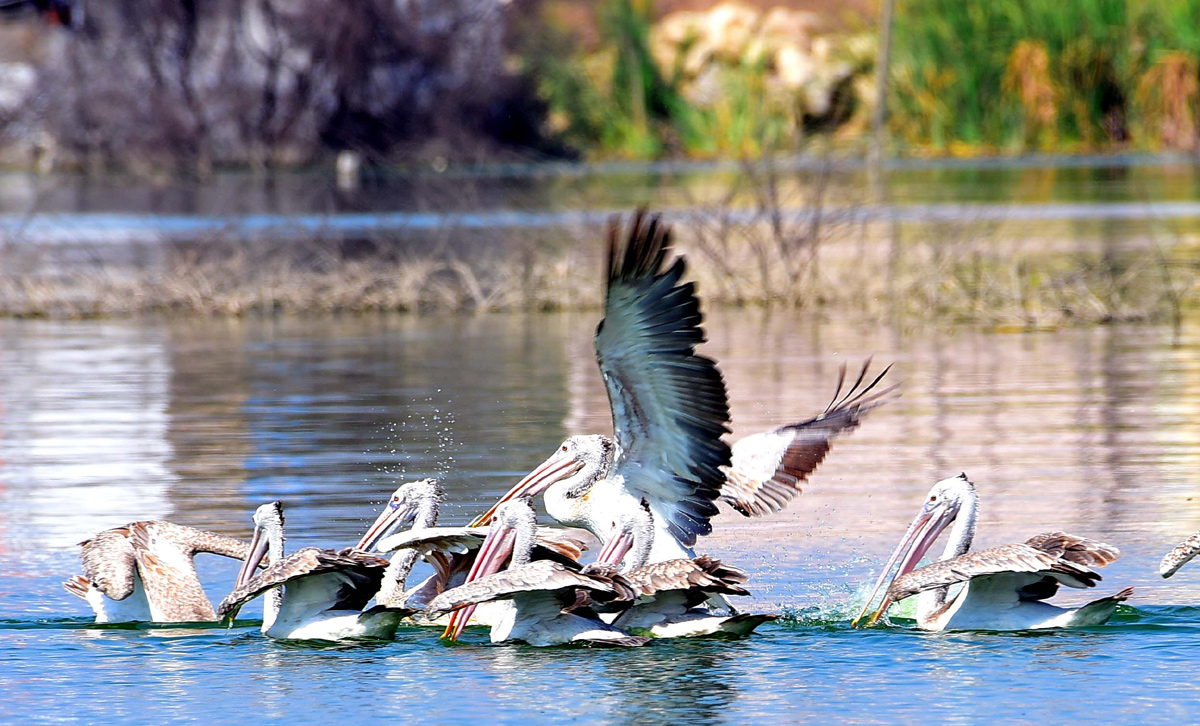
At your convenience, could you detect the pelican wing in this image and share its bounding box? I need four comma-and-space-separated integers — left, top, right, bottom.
79, 525, 139, 601
720, 360, 896, 517
1024, 531, 1121, 568
595, 212, 731, 546
216, 547, 390, 619
426, 560, 635, 617
1159, 531, 1200, 578
126, 522, 220, 621
888, 542, 1102, 602
375, 526, 594, 565
623, 555, 751, 598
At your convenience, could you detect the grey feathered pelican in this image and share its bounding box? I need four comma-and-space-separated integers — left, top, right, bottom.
853, 474, 1132, 631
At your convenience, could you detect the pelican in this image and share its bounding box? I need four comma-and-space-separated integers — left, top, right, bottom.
428, 497, 646, 647
473, 213, 888, 575
63, 521, 252, 623
1159, 532, 1200, 577
852, 474, 1132, 631
591, 503, 777, 637
465, 212, 731, 567
354, 478, 444, 607
469, 213, 891, 564
217, 501, 412, 641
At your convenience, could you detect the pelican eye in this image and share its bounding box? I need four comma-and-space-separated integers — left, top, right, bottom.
561, 445, 568, 452
929, 496, 937, 502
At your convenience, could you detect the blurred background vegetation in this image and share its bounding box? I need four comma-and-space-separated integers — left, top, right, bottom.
0, 0, 1198, 171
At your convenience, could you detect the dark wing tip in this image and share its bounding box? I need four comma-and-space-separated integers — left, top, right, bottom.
607, 208, 673, 286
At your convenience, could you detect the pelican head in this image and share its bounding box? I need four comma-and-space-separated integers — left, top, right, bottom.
236, 501, 285, 590
356, 478, 444, 552
443, 497, 539, 640
852, 473, 977, 627
470, 435, 612, 527
596, 498, 654, 571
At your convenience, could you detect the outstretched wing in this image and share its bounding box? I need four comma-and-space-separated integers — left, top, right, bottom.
721, 360, 896, 517
595, 212, 731, 547
216, 547, 390, 618
426, 560, 634, 616
127, 521, 218, 621
888, 542, 1102, 602
1159, 531, 1200, 578
1024, 531, 1121, 568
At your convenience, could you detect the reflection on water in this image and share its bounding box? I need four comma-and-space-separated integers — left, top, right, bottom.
3, 310, 1200, 721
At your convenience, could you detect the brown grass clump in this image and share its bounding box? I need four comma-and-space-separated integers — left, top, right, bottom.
1136, 52, 1200, 151
1004, 40, 1059, 147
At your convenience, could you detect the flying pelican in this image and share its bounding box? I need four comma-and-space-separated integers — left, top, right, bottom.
591, 502, 776, 637
1159, 532, 1200, 577
217, 501, 411, 641
852, 474, 1132, 631
472, 212, 891, 566
63, 521, 252, 623
428, 497, 646, 647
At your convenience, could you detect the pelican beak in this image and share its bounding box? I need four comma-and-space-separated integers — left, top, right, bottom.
235, 523, 269, 590
851, 500, 955, 628
470, 451, 584, 528
596, 529, 635, 569
355, 499, 417, 552
441, 516, 519, 641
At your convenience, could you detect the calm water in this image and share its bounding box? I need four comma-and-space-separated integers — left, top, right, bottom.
3, 311, 1200, 723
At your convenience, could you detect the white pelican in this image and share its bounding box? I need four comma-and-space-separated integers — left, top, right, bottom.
429, 497, 646, 647
467, 212, 732, 565
217, 501, 412, 641
591, 503, 777, 637
470, 213, 892, 563
852, 474, 1132, 631
63, 521, 252, 623
1159, 532, 1200, 577
354, 478, 444, 607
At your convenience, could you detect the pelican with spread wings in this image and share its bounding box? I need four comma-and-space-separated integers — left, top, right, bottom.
64, 521, 253, 623
471, 212, 893, 567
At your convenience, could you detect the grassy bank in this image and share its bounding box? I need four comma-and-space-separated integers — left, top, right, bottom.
5, 169, 1199, 327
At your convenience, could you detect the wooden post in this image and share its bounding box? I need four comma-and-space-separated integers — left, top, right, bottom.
869, 0, 896, 170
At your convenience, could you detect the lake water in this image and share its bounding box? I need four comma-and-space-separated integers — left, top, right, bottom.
3, 309, 1200, 723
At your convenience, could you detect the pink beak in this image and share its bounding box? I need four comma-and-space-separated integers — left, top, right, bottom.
469, 450, 583, 528
441, 516, 520, 641
851, 501, 955, 627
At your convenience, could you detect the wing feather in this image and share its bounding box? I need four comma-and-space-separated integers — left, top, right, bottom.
426, 560, 635, 616
216, 547, 390, 618
597, 212, 732, 546
721, 360, 896, 517
1159, 531, 1200, 578
888, 542, 1102, 602
79, 526, 138, 601
622, 555, 751, 598
1024, 531, 1121, 568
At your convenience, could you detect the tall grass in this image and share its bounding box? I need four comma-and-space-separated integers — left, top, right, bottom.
890, 0, 1200, 152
